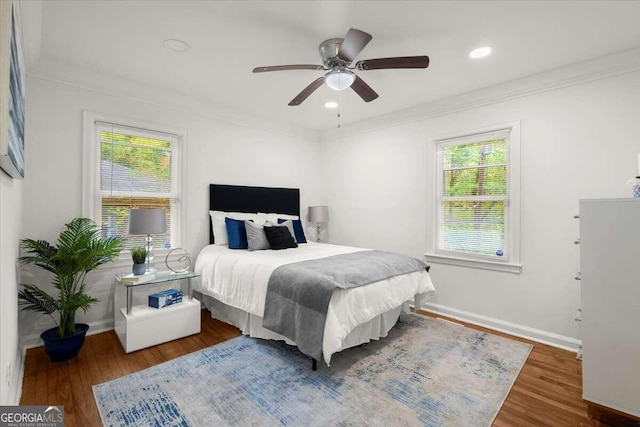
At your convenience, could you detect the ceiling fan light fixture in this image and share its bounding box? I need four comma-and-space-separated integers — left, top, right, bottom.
324, 101, 338, 109
324, 70, 356, 91
469, 46, 492, 59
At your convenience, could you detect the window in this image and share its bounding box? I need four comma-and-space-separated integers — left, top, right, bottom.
428, 123, 521, 273
83, 112, 185, 255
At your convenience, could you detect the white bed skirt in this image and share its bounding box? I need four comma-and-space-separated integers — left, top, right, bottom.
198, 292, 411, 366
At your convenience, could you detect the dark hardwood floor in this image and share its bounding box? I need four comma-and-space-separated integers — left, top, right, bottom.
20, 309, 606, 426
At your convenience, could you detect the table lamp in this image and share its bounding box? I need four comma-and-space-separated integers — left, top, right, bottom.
128, 208, 166, 272
308, 205, 329, 242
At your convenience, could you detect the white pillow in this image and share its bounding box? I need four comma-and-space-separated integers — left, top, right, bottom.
259, 212, 300, 223
209, 211, 262, 245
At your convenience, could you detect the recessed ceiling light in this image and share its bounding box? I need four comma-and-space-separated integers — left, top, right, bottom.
164, 39, 190, 52
324, 101, 338, 109
469, 46, 492, 59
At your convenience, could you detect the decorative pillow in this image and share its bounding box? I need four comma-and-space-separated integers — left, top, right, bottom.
225, 218, 248, 249
278, 218, 307, 244
268, 220, 295, 241
210, 211, 261, 245
245, 220, 270, 251
264, 226, 298, 250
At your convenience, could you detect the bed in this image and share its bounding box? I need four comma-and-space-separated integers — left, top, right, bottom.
194, 184, 436, 367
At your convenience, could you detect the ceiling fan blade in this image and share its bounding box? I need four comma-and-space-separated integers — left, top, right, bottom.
253, 64, 324, 73
288, 76, 325, 106
356, 56, 430, 70
351, 75, 379, 102
337, 28, 373, 62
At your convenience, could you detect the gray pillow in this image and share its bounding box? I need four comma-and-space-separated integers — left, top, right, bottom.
245, 220, 270, 251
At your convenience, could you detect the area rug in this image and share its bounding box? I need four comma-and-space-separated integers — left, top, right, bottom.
93, 314, 532, 426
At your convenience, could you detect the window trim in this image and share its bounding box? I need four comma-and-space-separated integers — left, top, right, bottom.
426, 121, 521, 273
82, 111, 188, 260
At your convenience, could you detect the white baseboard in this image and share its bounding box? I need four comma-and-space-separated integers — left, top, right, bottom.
20, 319, 115, 350
421, 303, 582, 353
7, 350, 23, 405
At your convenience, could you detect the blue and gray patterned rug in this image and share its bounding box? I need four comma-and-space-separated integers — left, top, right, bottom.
93, 314, 532, 426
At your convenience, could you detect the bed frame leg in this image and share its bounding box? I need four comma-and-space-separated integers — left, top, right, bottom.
312, 359, 317, 371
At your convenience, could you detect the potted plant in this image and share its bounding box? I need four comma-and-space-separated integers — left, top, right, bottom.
131, 247, 147, 275
18, 217, 122, 362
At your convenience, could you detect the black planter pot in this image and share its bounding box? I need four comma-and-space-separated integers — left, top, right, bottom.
40, 323, 89, 362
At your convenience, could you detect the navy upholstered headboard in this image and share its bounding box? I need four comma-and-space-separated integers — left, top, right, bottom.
209, 184, 300, 244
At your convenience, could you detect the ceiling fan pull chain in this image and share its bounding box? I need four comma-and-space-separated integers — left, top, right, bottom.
337, 90, 342, 128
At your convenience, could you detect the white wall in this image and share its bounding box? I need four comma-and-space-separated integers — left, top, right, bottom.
320, 70, 640, 347
19, 75, 323, 342
0, 173, 23, 404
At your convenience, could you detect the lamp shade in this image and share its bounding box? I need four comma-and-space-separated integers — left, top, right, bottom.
324, 70, 355, 91
308, 205, 329, 223
128, 209, 167, 235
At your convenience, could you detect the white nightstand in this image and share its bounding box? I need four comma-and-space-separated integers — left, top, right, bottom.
114, 271, 201, 353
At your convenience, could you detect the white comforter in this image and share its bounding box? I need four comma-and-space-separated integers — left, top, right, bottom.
194, 242, 435, 363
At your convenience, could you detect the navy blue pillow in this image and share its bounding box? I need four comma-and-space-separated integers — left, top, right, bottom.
277, 218, 307, 243
225, 217, 248, 249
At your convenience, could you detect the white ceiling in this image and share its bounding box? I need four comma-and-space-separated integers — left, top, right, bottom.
27, 1, 640, 131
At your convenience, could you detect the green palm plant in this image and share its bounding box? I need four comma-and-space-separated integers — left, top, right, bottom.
18, 217, 123, 337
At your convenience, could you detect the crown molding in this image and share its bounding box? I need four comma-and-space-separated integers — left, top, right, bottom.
321, 47, 640, 141
26, 46, 640, 143
26, 59, 319, 142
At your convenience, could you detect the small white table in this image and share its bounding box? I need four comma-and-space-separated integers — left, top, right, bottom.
114, 271, 201, 353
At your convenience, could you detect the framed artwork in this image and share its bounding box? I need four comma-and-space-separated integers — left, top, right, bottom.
0, 0, 25, 179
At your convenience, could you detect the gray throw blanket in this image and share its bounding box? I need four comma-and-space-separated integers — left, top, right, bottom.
262, 250, 429, 363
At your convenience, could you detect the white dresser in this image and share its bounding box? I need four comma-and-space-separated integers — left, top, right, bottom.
580, 198, 640, 420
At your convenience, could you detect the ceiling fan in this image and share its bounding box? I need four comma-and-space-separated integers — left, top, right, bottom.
253, 28, 429, 106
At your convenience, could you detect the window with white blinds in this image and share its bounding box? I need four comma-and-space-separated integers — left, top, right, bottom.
434, 126, 519, 265
83, 114, 183, 253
